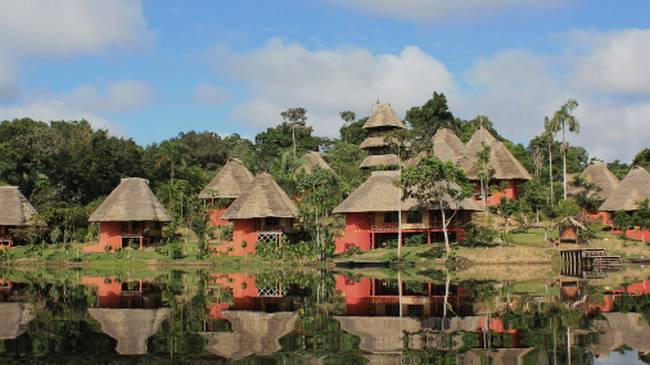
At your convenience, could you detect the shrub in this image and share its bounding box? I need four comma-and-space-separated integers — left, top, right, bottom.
461, 223, 498, 247
167, 242, 185, 260
404, 234, 427, 246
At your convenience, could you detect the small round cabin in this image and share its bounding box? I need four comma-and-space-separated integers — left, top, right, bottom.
87, 178, 171, 252
0, 186, 42, 246
199, 159, 254, 227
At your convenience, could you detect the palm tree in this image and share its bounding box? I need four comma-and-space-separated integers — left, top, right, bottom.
543, 117, 555, 203
156, 140, 185, 204
549, 99, 580, 200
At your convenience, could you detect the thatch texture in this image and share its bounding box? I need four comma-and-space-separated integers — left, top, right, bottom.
0, 186, 39, 226
432, 128, 470, 164
360, 136, 390, 150
568, 162, 620, 200
199, 159, 254, 199
363, 102, 406, 130
201, 311, 298, 360
335, 316, 481, 354
332, 170, 482, 214
89, 178, 171, 222
88, 308, 170, 355
600, 167, 650, 212
466, 128, 532, 180
299, 151, 332, 173
360, 154, 401, 169
590, 312, 650, 357
0, 302, 34, 340
461, 348, 534, 365
221, 172, 298, 220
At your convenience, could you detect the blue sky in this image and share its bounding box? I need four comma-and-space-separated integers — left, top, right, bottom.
1, 0, 649, 161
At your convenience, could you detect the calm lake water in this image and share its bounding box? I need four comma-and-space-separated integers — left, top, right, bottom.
1, 267, 649, 364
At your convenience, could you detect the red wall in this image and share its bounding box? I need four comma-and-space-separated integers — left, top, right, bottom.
335, 213, 371, 253
208, 208, 229, 227
208, 273, 259, 318
585, 211, 612, 226
212, 219, 258, 256
82, 276, 123, 307
483, 179, 519, 207
335, 275, 372, 315
83, 222, 122, 253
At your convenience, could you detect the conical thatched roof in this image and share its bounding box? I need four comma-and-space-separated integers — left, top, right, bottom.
569, 162, 620, 200
221, 172, 298, 220
201, 311, 298, 360
600, 167, 650, 212
363, 103, 406, 130
466, 127, 531, 180
430, 128, 476, 174
360, 136, 390, 150
0, 186, 39, 226
461, 348, 534, 365
199, 159, 254, 199
0, 303, 34, 340
299, 151, 332, 174
360, 154, 401, 169
332, 170, 482, 214
88, 308, 170, 355
89, 178, 171, 222
590, 313, 650, 357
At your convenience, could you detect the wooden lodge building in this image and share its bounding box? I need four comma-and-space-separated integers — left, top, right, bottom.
199, 159, 254, 227
220, 172, 299, 256
87, 178, 171, 252
568, 161, 620, 225
359, 102, 406, 169
332, 170, 482, 253
0, 186, 41, 246
600, 166, 650, 242
465, 126, 532, 206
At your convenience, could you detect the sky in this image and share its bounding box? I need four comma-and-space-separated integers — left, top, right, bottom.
0, 0, 649, 162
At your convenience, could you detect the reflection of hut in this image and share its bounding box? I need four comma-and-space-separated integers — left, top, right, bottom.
0, 186, 41, 245
359, 102, 406, 169
201, 311, 298, 360
88, 308, 170, 355
88, 178, 171, 251
0, 302, 34, 339
590, 312, 650, 357
333, 170, 481, 253
299, 151, 332, 174
220, 172, 298, 256
558, 217, 587, 244
460, 348, 534, 365
199, 159, 254, 227
466, 127, 532, 206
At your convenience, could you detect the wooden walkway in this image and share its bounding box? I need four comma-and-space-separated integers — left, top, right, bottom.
560, 248, 621, 277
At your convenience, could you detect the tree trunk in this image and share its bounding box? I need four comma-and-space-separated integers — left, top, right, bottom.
292, 125, 297, 158
440, 202, 450, 254
548, 142, 554, 203
397, 271, 403, 318
562, 123, 568, 200
442, 273, 450, 330
397, 209, 402, 259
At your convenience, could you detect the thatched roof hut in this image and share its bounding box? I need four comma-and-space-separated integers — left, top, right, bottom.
332, 170, 482, 214
360, 154, 401, 169
600, 167, 650, 212
299, 151, 332, 174
568, 162, 620, 200
221, 172, 298, 220
201, 311, 298, 360
432, 128, 470, 164
199, 159, 254, 199
0, 302, 34, 340
466, 127, 531, 181
89, 178, 171, 222
590, 312, 650, 357
360, 136, 390, 150
363, 102, 406, 130
0, 186, 39, 226
460, 348, 534, 365
88, 308, 170, 355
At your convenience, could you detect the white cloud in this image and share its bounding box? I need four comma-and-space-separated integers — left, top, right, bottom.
572, 28, 650, 95
211, 39, 457, 133
325, 0, 568, 21
194, 83, 231, 106
0, 0, 151, 57
0, 56, 19, 101
0, 99, 116, 132
66, 80, 155, 113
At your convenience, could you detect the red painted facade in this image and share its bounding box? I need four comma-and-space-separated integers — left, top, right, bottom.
334, 211, 470, 254
476, 179, 520, 207
585, 211, 612, 226
207, 207, 229, 227
82, 276, 162, 308
83, 221, 165, 253
212, 219, 258, 256
612, 228, 650, 242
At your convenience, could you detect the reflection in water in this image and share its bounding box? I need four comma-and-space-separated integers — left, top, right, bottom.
0, 270, 647, 363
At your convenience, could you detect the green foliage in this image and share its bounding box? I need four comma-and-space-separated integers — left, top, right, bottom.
462, 223, 498, 247
553, 198, 581, 219
324, 141, 367, 191
256, 240, 322, 261
338, 115, 367, 145
608, 160, 631, 180
405, 92, 460, 152
633, 148, 650, 172
404, 234, 427, 246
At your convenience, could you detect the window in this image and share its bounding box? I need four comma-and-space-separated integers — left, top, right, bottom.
406, 211, 423, 224
383, 212, 399, 224
265, 217, 280, 227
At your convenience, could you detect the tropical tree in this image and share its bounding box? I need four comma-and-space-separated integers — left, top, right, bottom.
281, 107, 309, 158
474, 143, 494, 209
543, 116, 556, 203
549, 99, 580, 200
401, 156, 472, 254
404, 92, 459, 152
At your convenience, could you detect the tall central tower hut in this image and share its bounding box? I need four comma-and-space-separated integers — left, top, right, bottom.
359, 102, 406, 169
